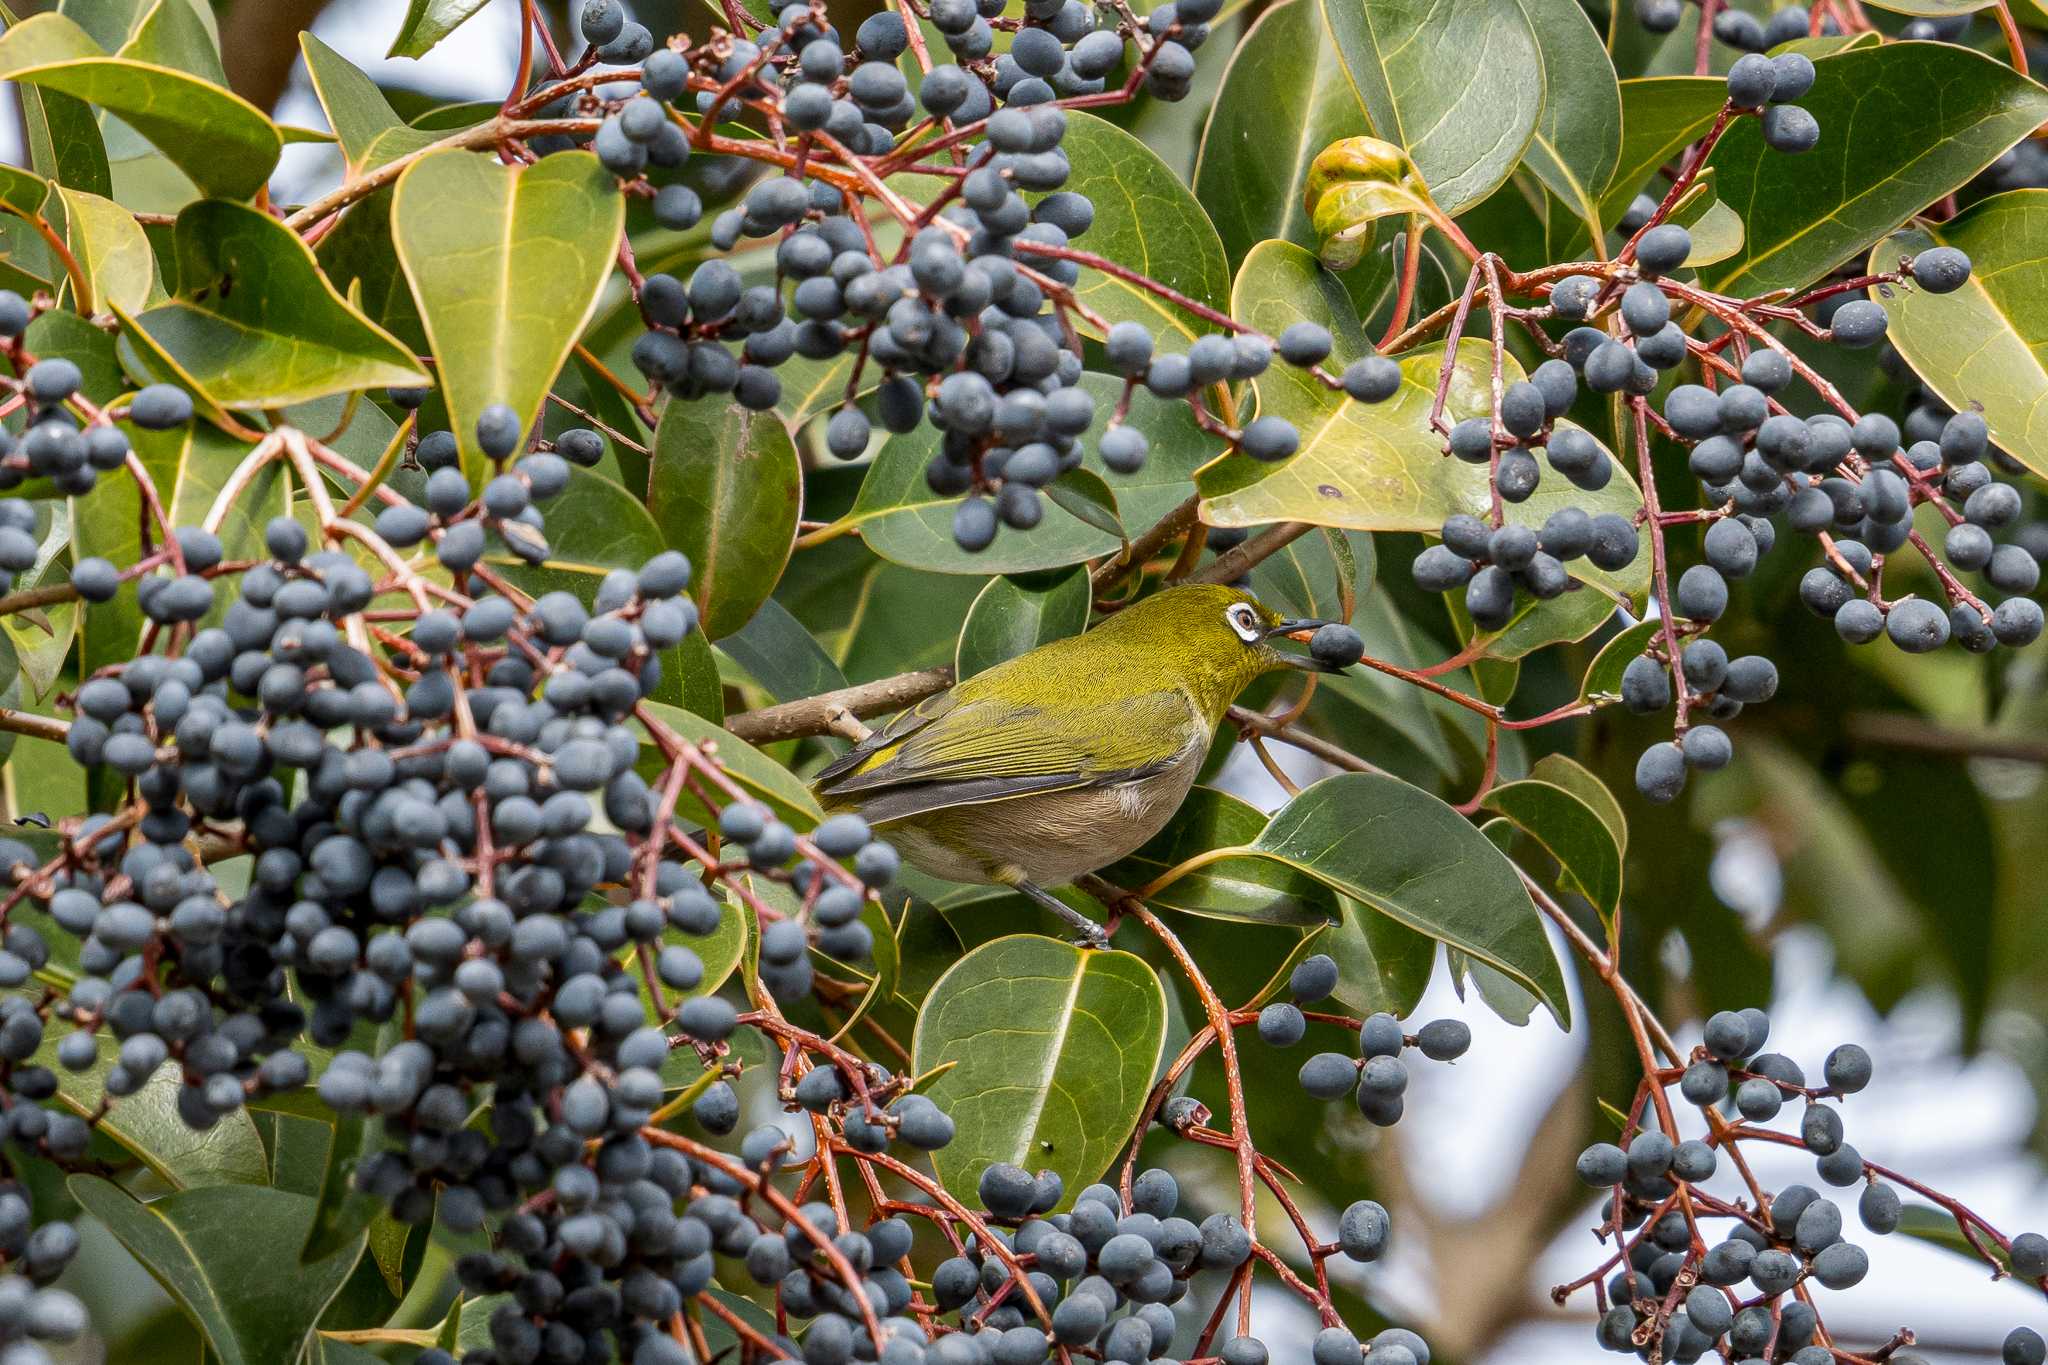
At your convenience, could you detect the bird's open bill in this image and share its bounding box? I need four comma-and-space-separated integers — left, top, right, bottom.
1264, 618, 1345, 671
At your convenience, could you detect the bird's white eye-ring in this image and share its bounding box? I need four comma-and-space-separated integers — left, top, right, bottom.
1225, 603, 1261, 643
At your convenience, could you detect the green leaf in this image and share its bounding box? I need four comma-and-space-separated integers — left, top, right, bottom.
1533, 753, 1625, 850
1603, 77, 1726, 224
1250, 525, 1375, 625
69, 1176, 366, 1365
1250, 772, 1568, 1023
1314, 0, 1541, 215
111, 0, 224, 83
0, 13, 279, 201
1876, 189, 2048, 480
1301, 137, 1436, 272
913, 935, 1167, 1204
1482, 776, 1623, 920
57, 184, 157, 313
300, 32, 440, 174
1678, 196, 1744, 269
646, 398, 802, 639
485, 466, 663, 596
116, 198, 426, 415
388, 0, 493, 59
75, 419, 279, 678
25, 307, 121, 404
640, 701, 825, 829
1311, 899, 1436, 1016
391, 150, 626, 485
1103, 787, 1338, 927
841, 373, 1211, 574
300, 1110, 381, 1274
1052, 113, 1230, 344
1200, 241, 1646, 607
1044, 469, 1124, 541
13, 78, 110, 200
1511, 0, 1622, 247
1454, 576, 1622, 663
1193, 0, 1370, 269
721, 597, 847, 703
26, 1025, 269, 1187
1703, 42, 2048, 296
1860, 0, 1994, 12
955, 569, 1091, 680
1578, 618, 1662, 703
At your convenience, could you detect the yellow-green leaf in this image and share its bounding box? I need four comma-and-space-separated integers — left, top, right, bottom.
391, 150, 625, 484
1876, 189, 2048, 480
116, 198, 426, 415
0, 13, 279, 201
914, 935, 1166, 1204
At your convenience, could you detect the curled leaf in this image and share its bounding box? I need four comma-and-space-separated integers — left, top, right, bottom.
1303, 136, 1435, 271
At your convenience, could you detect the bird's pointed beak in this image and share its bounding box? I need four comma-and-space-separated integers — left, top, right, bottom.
1264, 618, 1344, 671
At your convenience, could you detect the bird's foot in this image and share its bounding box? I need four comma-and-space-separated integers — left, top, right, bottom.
1010, 878, 1112, 950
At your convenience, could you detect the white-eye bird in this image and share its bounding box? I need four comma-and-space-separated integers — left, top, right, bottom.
812, 583, 1347, 942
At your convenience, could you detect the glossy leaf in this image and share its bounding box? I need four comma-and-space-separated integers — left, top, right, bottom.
1302, 137, 1435, 271
57, 184, 157, 313
1103, 787, 1338, 927
1483, 777, 1622, 920
485, 466, 664, 598
116, 198, 425, 415
1250, 525, 1374, 625
301, 32, 440, 174
109, 0, 224, 82
722, 597, 848, 703
914, 935, 1167, 1203
1453, 575, 1622, 663
76, 419, 280, 678
391, 150, 625, 484
298, 1064, 391, 1272
1512, 0, 1622, 247
1314, 0, 1542, 215
1201, 241, 1646, 607
955, 569, 1091, 680
1703, 43, 2048, 295
1578, 618, 1662, 703
1602, 77, 1725, 223
639, 702, 824, 828
842, 373, 1211, 574
0, 13, 279, 201
71, 1177, 365, 1365
1052, 113, 1230, 344
1251, 772, 1568, 1022
1044, 469, 1123, 541
1312, 899, 1437, 1017
1531, 753, 1627, 859
1877, 190, 2048, 479
1193, 0, 1371, 268
31, 1030, 269, 1187
389, 0, 494, 59
647, 397, 802, 639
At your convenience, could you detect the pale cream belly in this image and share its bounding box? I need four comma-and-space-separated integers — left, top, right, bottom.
877, 756, 1201, 887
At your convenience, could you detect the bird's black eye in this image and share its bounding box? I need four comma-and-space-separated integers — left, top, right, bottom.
1225, 604, 1260, 643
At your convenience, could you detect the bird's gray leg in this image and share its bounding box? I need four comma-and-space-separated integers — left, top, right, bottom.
1005, 877, 1111, 949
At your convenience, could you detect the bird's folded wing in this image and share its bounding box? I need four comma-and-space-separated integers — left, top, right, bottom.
812, 688, 1193, 803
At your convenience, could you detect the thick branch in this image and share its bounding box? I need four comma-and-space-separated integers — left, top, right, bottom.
1192, 521, 1313, 586
723, 667, 955, 744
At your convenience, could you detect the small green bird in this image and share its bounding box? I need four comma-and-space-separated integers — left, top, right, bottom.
811, 583, 1346, 943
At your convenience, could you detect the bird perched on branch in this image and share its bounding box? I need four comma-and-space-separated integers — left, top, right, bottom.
811, 584, 1362, 944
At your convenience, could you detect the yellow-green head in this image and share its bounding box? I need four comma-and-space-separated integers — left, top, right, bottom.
1037, 582, 1342, 722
